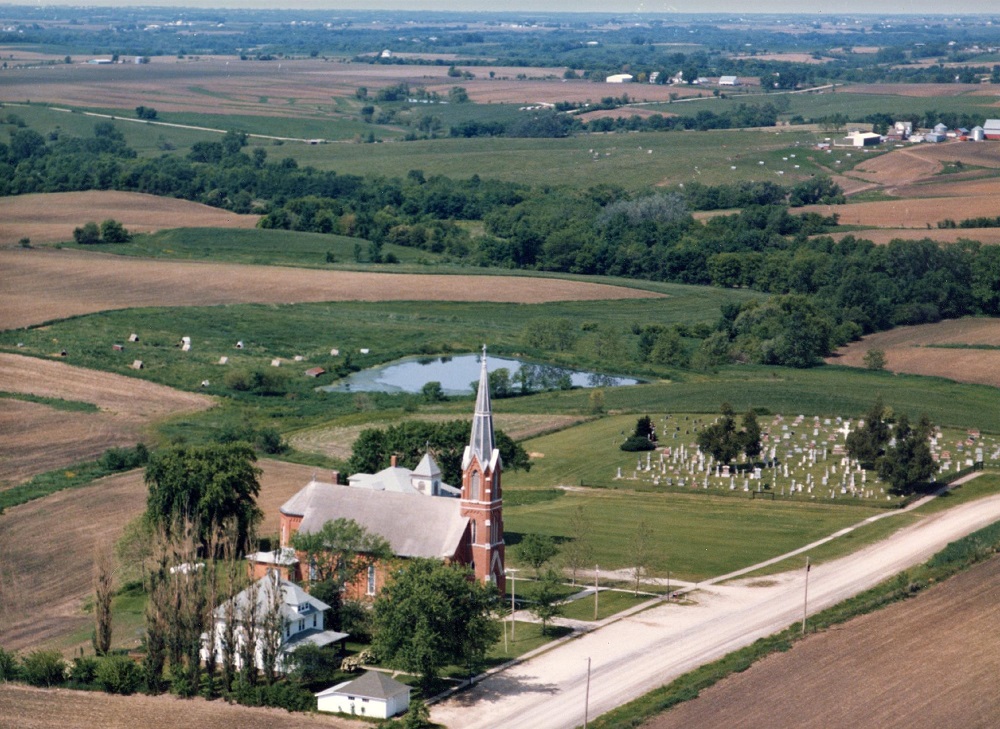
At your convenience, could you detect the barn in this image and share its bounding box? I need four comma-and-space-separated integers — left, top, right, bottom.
984, 119, 1000, 140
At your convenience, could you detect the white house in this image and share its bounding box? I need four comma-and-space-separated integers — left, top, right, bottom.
606, 73, 634, 83
201, 572, 347, 673
316, 670, 411, 719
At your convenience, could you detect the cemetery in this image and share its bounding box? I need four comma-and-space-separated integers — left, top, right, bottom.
596, 412, 997, 505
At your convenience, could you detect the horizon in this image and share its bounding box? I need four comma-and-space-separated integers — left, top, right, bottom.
0, 1, 996, 15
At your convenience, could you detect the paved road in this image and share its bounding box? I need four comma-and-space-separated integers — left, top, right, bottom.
432, 489, 1000, 729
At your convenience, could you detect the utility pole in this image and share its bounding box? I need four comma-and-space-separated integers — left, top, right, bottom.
584, 657, 592, 729
507, 568, 519, 640
802, 556, 810, 635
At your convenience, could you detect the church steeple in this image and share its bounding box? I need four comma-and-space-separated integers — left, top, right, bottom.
464, 345, 498, 471
460, 345, 504, 593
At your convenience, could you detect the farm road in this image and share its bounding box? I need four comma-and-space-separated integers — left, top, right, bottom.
432, 488, 1000, 729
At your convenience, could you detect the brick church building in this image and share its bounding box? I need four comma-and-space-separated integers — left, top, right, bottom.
250, 347, 505, 595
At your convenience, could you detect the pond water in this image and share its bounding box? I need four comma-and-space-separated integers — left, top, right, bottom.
320, 353, 641, 396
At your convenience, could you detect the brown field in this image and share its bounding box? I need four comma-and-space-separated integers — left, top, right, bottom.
802, 195, 1000, 229
0, 248, 662, 331
0, 191, 259, 248
290, 413, 588, 462
845, 147, 943, 189
0, 353, 212, 487
577, 107, 676, 121
0, 459, 319, 653
0, 56, 689, 114
0, 684, 360, 729
838, 82, 981, 97
730, 52, 833, 64
828, 318, 1000, 387
644, 553, 1000, 729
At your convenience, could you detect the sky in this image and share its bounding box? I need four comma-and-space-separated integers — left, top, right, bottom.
0, 0, 992, 14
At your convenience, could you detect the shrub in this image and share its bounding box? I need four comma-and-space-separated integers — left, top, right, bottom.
0, 647, 19, 681
21, 650, 66, 687
73, 221, 101, 245
96, 655, 142, 695
69, 656, 100, 685
620, 436, 657, 452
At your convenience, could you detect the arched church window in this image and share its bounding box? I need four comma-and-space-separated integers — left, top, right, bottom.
471, 471, 481, 501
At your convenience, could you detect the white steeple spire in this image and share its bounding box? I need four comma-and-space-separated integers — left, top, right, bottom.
465, 345, 497, 469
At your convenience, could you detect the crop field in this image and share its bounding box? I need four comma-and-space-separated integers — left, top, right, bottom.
0, 353, 211, 487
830, 318, 1000, 388
0, 191, 259, 247
0, 248, 662, 331
0, 459, 319, 654
0, 684, 357, 729
644, 553, 1000, 729
806, 194, 1000, 228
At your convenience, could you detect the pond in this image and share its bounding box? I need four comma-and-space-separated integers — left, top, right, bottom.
320, 353, 641, 396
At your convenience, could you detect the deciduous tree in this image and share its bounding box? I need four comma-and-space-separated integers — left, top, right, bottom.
372, 559, 499, 688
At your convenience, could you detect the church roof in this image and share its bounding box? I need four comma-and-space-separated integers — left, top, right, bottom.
463, 346, 501, 471
282, 481, 469, 560
412, 452, 441, 479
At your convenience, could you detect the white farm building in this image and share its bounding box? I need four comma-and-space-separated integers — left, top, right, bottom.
606, 73, 634, 83
316, 670, 411, 719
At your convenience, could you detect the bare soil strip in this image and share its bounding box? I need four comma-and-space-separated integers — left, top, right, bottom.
0, 683, 360, 728
0, 459, 318, 653
0, 354, 211, 486
0, 248, 662, 331
0, 191, 259, 248
643, 554, 1000, 729
828, 318, 1000, 387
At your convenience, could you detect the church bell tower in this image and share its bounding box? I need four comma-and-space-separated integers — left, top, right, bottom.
461, 346, 505, 594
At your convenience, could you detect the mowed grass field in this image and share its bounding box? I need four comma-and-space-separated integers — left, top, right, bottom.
644, 551, 1000, 729
504, 487, 884, 581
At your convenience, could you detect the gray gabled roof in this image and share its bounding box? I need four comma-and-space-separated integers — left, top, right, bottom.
412, 452, 441, 479
984, 119, 1000, 131
283, 481, 468, 560
216, 573, 329, 622
317, 670, 410, 701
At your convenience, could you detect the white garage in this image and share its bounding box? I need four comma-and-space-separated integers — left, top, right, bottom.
316, 670, 411, 719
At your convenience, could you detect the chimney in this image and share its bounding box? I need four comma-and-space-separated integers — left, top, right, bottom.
330, 470, 340, 485
391, 454, 398, 468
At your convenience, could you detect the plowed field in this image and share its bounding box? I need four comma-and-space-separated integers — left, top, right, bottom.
828, 318, 1000, 387
0, 459, 319, 653
0, 684, 359, 729
0, 354, 211, 487
802, 195, 1000, 228
0, 191, 258, 248
0, 248, 661, 331
644, 553, 1000, 729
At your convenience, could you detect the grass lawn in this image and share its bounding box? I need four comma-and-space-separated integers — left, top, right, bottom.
64, 227, 443, 268
558, 589, 651, 622
504, 489, 884, 581
484, 621, 573, 666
